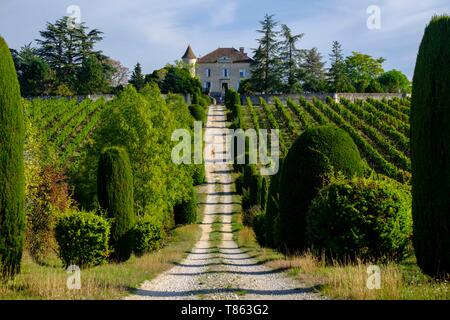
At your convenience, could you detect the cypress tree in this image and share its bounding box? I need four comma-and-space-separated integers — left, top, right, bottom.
97, 146, 135, 262
411, 15, 450, 278
0, 36, 25, 278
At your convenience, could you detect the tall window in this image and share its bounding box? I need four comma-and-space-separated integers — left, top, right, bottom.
222, 68, 229, 77
205, 68, 211, 77
239, 69, 247, 78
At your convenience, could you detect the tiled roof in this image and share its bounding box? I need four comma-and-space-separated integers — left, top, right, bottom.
182, 45, 197, 59
197, 47, 253, 63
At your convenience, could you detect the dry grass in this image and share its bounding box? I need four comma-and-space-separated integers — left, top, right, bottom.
322, 262, 402, 300
0, 187, 205, 300
232, 211, 450, 300
0, 222, 200, 300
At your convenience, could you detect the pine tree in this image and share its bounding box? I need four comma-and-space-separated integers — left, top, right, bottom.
250, 14, 283, 94
0, 36, 25, 278
36, 16, 104, 89
129, 62, 145, 90
411, 15, 450, 278
97, 146, 135, 262
327, 41, 352, 92
279, 24, 303, 93
301, 48, 327, 92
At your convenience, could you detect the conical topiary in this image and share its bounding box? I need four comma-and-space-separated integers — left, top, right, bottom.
411, 15, 450, 278
97, 146, 135, 262
0, 36, 25, 278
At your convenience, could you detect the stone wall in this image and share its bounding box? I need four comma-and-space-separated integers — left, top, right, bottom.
334, 92, 409, 102
242, 92, 409, 105
27, 93, 192, 104
26, 94, 115, 102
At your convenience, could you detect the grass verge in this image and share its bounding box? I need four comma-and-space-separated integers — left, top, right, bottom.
232, 210, 450, 300
0, 186, 205, 300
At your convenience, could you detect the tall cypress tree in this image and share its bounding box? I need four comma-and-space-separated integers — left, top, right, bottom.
0, 36, 25, 278
411, 15, 450, 278
97, 146, 135, 262
129, 62, 145, 90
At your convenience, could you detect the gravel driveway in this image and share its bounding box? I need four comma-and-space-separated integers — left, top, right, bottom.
126, 105, 321, 300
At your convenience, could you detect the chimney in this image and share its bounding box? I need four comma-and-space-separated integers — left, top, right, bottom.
239, 47, 245, 53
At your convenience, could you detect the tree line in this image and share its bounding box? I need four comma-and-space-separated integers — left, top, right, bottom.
242, 14, 411, 95
10, 16, 129, 97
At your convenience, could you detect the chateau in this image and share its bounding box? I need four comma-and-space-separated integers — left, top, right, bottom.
181, 45, 253, 96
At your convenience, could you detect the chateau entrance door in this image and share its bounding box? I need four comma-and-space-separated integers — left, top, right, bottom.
221, 82, 228, 92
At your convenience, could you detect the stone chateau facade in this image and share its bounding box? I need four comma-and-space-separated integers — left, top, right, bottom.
181, 45, 253, 95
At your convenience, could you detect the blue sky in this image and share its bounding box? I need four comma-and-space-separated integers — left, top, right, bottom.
1, 0, 449, 79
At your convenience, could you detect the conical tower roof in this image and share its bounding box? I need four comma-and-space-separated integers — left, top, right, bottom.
182, 45, 197, 59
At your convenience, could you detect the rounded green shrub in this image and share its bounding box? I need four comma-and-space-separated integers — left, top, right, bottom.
133, 215, 165, 256
97, 146, 136, 262
189, 104, 206, 123
411, 15, 450, 278
174, 186, 198, 225
55, 210, 110, 268
0, 36, 25, 278
278, 126, 365, 252
306, 178, 412, 262
200, 95, 210, 108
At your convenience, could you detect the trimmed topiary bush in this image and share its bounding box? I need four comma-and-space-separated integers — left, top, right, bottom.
193, 164, 205, 185
252, 210, 266, 246
235, 174, 244, 195
97, 146, 136, 262
189, 104, 206, 123
411, 15, 450, 278
174, 186, 198, 225
0, 36, 25, 278
306, 178, 412, 262
199, 95, 210, 108
133, 215, 165, 256
243, 164, 255, 190
249, 171, 262, 207
278, 126, 365, 252
260, 176, 270, 211
191, 92, 200, 105
264, 158, 284, 248
55, 210, 110, 268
